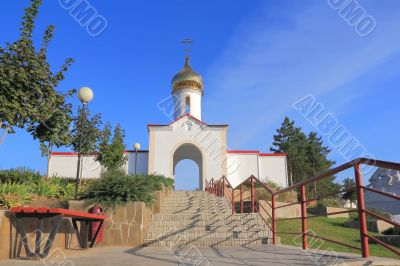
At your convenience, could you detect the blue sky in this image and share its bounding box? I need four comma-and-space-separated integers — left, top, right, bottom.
1, 0, 399, 187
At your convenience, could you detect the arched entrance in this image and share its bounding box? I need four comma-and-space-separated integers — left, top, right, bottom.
173, 143, 203, 190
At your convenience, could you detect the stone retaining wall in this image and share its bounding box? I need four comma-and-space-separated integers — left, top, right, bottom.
259, 200, 301, 219
373, 235, 400, 247
0, 189, 170, 260
308, 206, 350, 218
344, 220, 393, 233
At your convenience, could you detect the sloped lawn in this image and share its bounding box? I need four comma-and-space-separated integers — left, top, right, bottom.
277, 216, 399, 259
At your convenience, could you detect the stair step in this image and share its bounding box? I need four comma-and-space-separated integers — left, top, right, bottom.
152, 213, 261, 220
145, 231, 271, 239
143, 237, 273, 247
150, 220, 265, 227
147, 225, 268, 233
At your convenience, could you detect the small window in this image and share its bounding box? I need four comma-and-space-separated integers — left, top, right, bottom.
185, 96, 190, 114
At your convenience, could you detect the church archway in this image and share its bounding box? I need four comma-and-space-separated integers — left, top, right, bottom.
173, 143, 203, 190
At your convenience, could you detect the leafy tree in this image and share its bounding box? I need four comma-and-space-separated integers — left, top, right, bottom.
70, 107, 101, 193
342, 177, 356, 205
96, 123, 127, 171
97, 121, 112, 160
70, 107, 102, 155
0, 0, 74, 147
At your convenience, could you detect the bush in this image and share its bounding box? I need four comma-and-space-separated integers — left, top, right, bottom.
383, 226, 400, 235
26, 178, 76, 200
49, 178, 75, 200
79, 170, 170, 209
0, 168, 79, 208
316, 198, 340, 208
0, 168, 41, 184
30, 178, 60, 198
0, 182, 31, 208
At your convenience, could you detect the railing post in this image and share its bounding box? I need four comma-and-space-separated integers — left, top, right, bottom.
240, 184, 244, 214
232, 185, 235, 214
222, 177, 225, 197
251, 176, 255, 213
300, 184, 308, 250
272, 194, 277, 245
354, 163, 369, 258
213, 180, 216, 195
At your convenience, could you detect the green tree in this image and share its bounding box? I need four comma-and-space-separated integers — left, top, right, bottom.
305, 132, 337, 196
96, 123, 127, 171
0, 0, 74, 147
270, 117, 339, 196
342, 177, 356, 205
270, 117, 308, 185
70, 107, 102, 155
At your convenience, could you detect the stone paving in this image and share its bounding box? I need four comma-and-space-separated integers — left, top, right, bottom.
0, 245, 399, 266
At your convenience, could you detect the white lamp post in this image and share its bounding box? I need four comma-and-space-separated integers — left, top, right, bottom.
134, 142, 141, 175
75, 87, 94, 198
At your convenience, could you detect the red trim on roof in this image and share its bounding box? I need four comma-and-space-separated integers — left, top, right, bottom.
51, 152, 79, 156
227, 150, 260, 154
227, 150, 287, 157
259, 153, 287, 157
147, 114, 229, 128
52, 150, 148, 156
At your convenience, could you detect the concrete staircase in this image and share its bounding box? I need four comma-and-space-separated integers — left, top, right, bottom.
144, 191, 273, 247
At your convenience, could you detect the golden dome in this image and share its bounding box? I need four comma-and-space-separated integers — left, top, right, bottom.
171, 56, 203, 94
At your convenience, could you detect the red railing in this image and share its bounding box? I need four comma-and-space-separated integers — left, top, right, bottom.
205, 157, 400, 258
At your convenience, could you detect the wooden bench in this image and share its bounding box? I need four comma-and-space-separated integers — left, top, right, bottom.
10, 207, 107, 259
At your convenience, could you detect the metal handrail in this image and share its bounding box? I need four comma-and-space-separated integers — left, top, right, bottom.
273, 158, 400, 195
204, 157, 400, 258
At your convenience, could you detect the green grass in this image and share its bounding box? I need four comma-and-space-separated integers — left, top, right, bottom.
277, 216, 400, 259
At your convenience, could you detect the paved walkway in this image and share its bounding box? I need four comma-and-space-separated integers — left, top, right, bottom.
0, 245, 398, 266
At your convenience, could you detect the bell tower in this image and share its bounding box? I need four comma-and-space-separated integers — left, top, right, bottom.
171, 39, 203, 121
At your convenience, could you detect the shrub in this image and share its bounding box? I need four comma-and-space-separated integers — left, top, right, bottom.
30, 179, 60, 198
49, 178, 75, 200
0, 182, 31, 208
0, 168, 41, 184
316, 198, 340, 208
79, 170, 170, 209
383, 226, 400, 235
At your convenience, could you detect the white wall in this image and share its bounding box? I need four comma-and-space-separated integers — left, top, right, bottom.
259, 155, 288, 188
174, 88, 202, 120
127, 152, 149, 175
48, 155, 103, 179
226, 153, 288, 188
226, 153, 259, 188
48, 151, 149, 178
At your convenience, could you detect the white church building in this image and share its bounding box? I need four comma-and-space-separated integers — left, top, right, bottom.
49, 56, 289, 190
